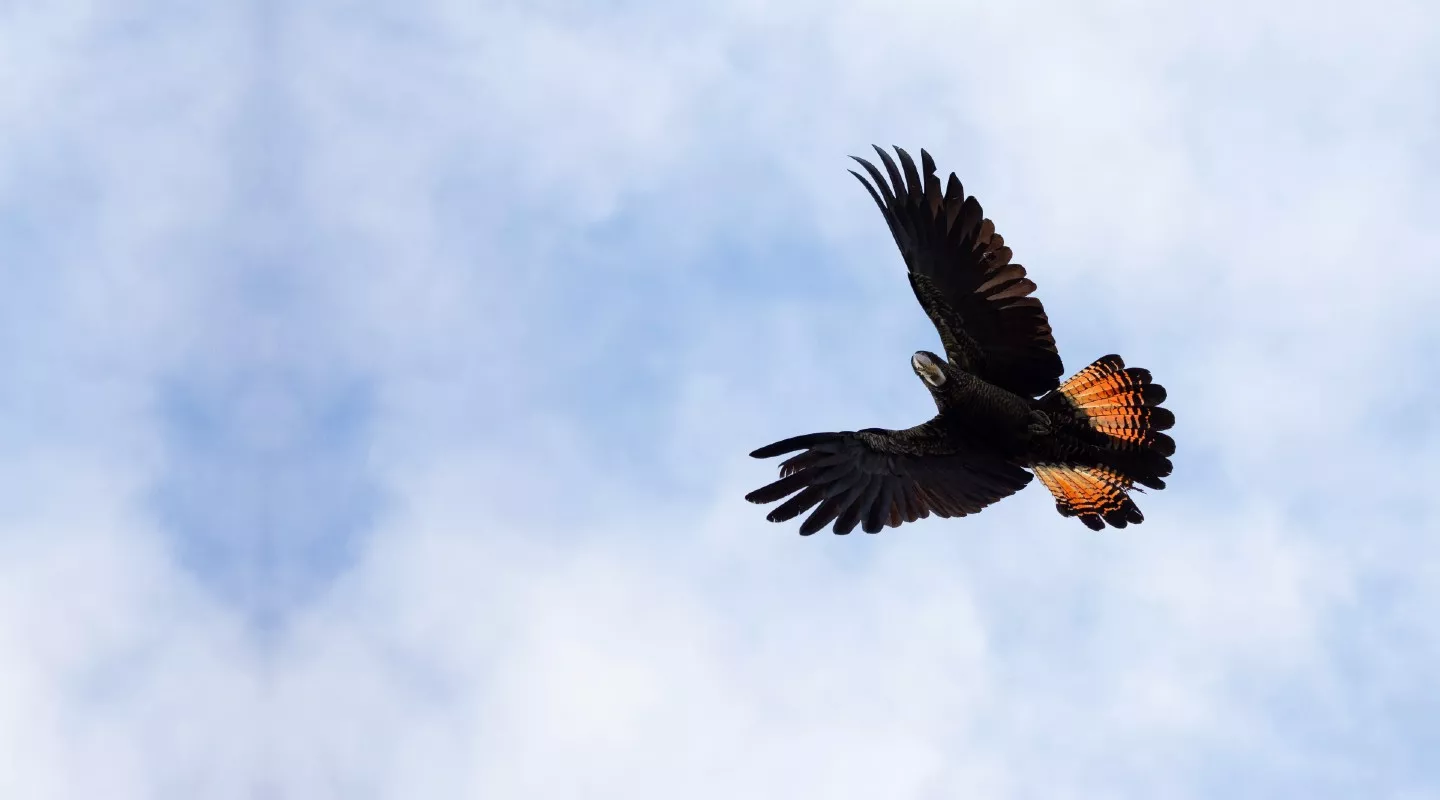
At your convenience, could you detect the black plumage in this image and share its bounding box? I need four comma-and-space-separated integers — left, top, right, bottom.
745, 146, 1175, 534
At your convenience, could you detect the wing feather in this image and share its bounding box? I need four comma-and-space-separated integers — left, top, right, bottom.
849, 145, 1065, 397
746, 428, 1033, 535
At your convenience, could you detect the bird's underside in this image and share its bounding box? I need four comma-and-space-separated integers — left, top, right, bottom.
745, 146, 1176, 534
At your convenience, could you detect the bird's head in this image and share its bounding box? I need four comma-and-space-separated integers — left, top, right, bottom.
911, 350, 949, 389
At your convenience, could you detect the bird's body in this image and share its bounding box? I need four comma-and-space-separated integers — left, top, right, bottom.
746, 146, 1176, 534
933, 369, 1038, 449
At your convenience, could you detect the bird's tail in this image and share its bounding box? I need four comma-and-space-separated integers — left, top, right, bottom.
1033, 355, 1176, 530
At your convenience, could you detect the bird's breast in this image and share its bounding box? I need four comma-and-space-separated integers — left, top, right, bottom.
944, 378, 1035, 450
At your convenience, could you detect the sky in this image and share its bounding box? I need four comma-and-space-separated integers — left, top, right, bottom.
2, 0, 1439, 797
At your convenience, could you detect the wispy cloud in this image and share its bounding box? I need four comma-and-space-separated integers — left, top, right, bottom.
2, 0, 1438, 796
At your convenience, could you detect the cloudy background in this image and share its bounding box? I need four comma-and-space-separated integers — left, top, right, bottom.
2, 0, 1439, 796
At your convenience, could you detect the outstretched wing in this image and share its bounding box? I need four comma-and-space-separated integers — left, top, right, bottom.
849, 145, 1064, 398
744, 429, 1033, 535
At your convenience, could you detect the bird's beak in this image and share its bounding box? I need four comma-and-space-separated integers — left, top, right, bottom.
912, 353, 946, 387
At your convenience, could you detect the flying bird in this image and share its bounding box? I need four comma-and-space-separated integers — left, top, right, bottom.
745, 146, 1175, 534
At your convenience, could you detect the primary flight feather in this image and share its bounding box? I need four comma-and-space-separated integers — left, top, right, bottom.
745, 146, 1176, 534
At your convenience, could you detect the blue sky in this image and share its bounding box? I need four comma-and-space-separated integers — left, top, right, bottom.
2, 0, 1440, 796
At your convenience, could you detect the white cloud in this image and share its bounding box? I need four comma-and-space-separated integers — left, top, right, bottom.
2, 0, 1439, 796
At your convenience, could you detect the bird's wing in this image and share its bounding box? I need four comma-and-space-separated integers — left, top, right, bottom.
849, 145, 1064, 398
744, 429, 1033, 535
